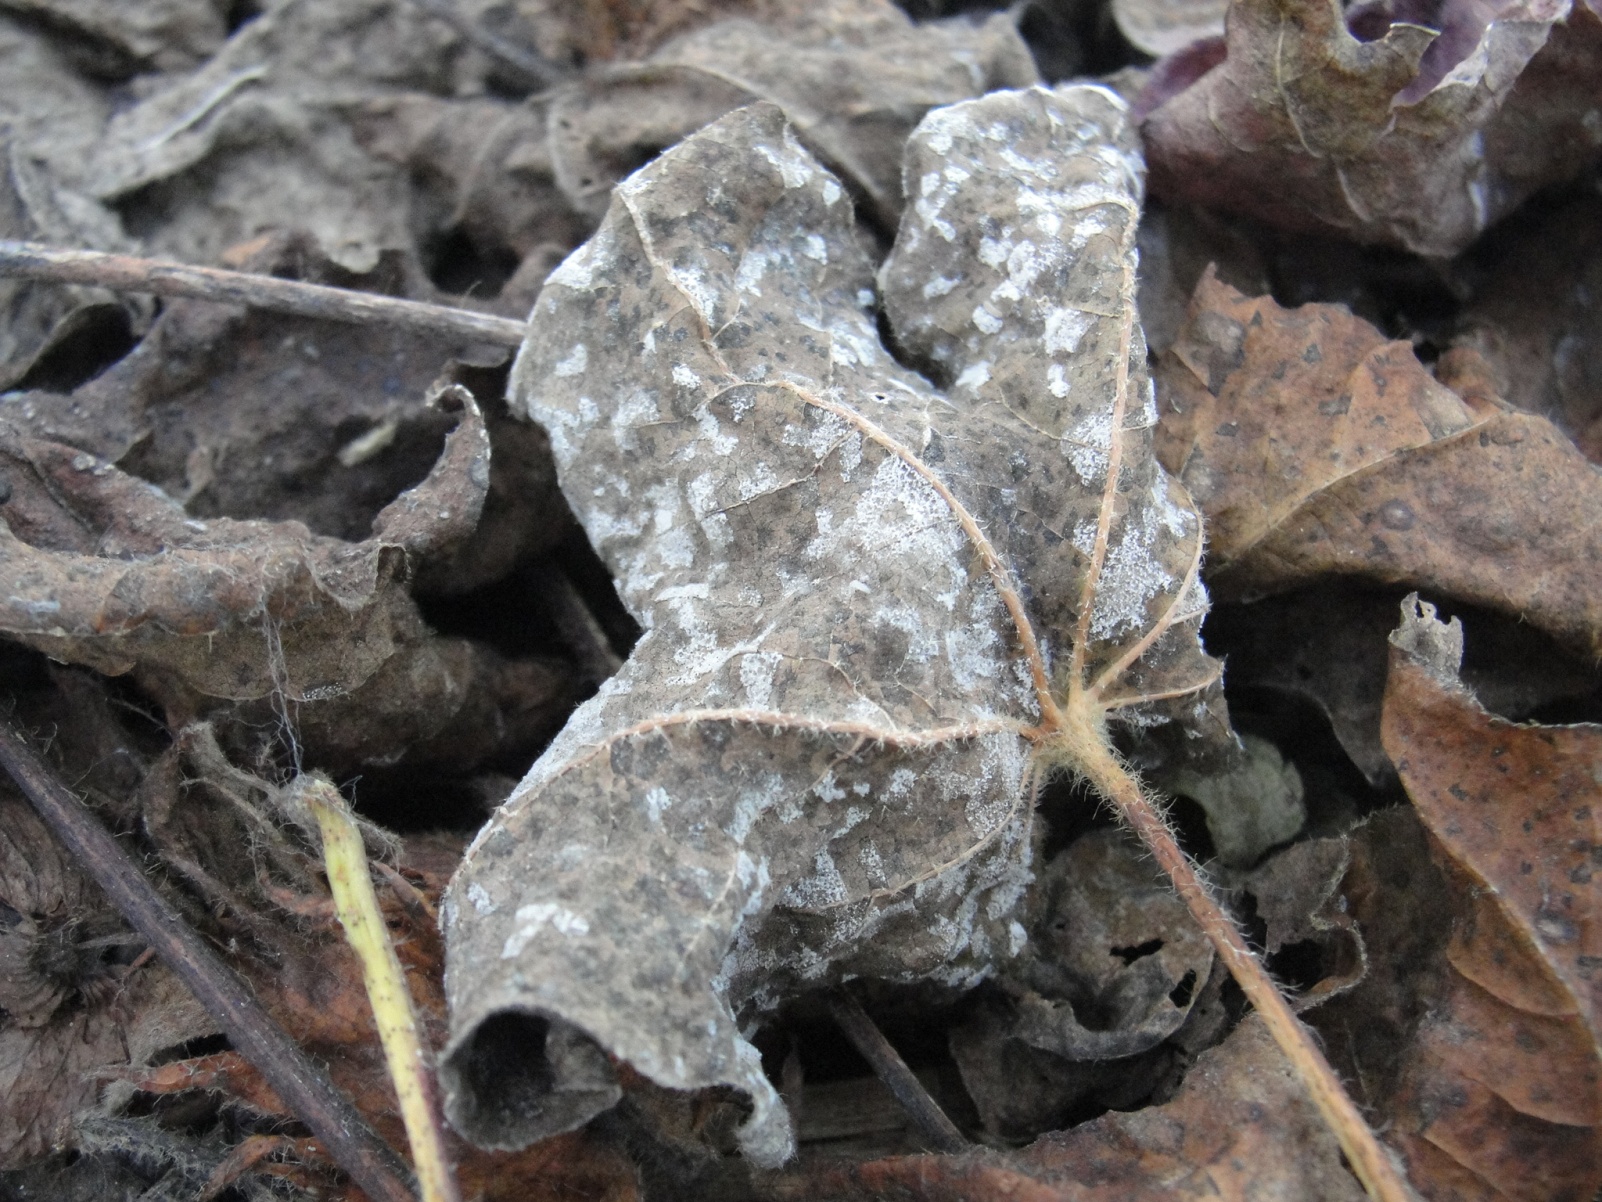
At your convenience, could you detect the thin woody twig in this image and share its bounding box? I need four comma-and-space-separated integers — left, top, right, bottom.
0, 240, 525, 349
0, 714, 418, 1202
826, 990, 968, 1155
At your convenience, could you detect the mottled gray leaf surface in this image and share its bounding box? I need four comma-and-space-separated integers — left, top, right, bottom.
443, 89, 1219, 1165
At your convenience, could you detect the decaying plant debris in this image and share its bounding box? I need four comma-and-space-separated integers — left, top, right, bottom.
1, 0, 1601, 1199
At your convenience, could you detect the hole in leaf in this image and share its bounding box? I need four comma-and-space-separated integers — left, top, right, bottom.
1110, 938, 1164, 965
1168, 969, 1198, 1009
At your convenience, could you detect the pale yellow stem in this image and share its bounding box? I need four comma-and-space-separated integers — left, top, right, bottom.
305, 778, 461, 1202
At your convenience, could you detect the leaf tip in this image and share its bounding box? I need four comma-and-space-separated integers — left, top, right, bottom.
1389, 592, 1465, 682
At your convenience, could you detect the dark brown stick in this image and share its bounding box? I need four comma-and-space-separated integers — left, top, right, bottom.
0, 241, 526, 349
540, 563, 624, 686
0, 716, 418, 1202
826, 991, 967, 1154
402, 0, 573, 89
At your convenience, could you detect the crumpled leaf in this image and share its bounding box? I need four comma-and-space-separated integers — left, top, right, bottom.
0, 20, 147, 389
1112, 0, 1229, 56
0, 133, 146, 392
79, 0, 466, 272
443, 89, 1221, 1166
1139, 0, 1602, 258
1003, 828, 1215, 1062
0, 385, 484, 697
0, 0, 226, 72
951, 828, 1221, 1140
0, 779, 215, 1168
1451, 191, 1602, 463
9, 231, 571, 591
1162, 731, 1305, 867
1155, 269, 1602, 656
0, 386, 573, 771
1240, 835, 1367, 1008
769, 1015, 1366, 1201
547, 0, 1038, 228
1368, 595, 1602, 1200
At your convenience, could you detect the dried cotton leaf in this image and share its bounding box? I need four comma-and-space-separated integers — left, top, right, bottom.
442, 89, 1220, 1166
1155, 271, 1602, 658
1139, 0, 1602, 258
1376, 597, 1602, 1199
546, 0, 1038, 228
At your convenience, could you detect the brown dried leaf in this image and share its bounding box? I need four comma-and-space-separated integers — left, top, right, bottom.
952, 828, 1221, 1141
443, 90, 1221, 1166
1139, 0, 1602, 258
0, 780, 214, 1168
767, 1015, 1366, 1201
79, 0, 466, 271
1007, 829, 1216, 1061
1451, 192, 1602, 463
1154, 270, 1602, 656
1206, 583, 1601, 789
1371, 597, 1602, 1200
546, 0, 1038, 228
0, 386, 573, 771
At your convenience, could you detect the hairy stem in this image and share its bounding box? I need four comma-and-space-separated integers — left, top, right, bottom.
1046, 701, 1415, 1202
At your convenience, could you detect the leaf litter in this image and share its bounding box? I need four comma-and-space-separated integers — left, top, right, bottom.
0, 0, 1600, 1199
